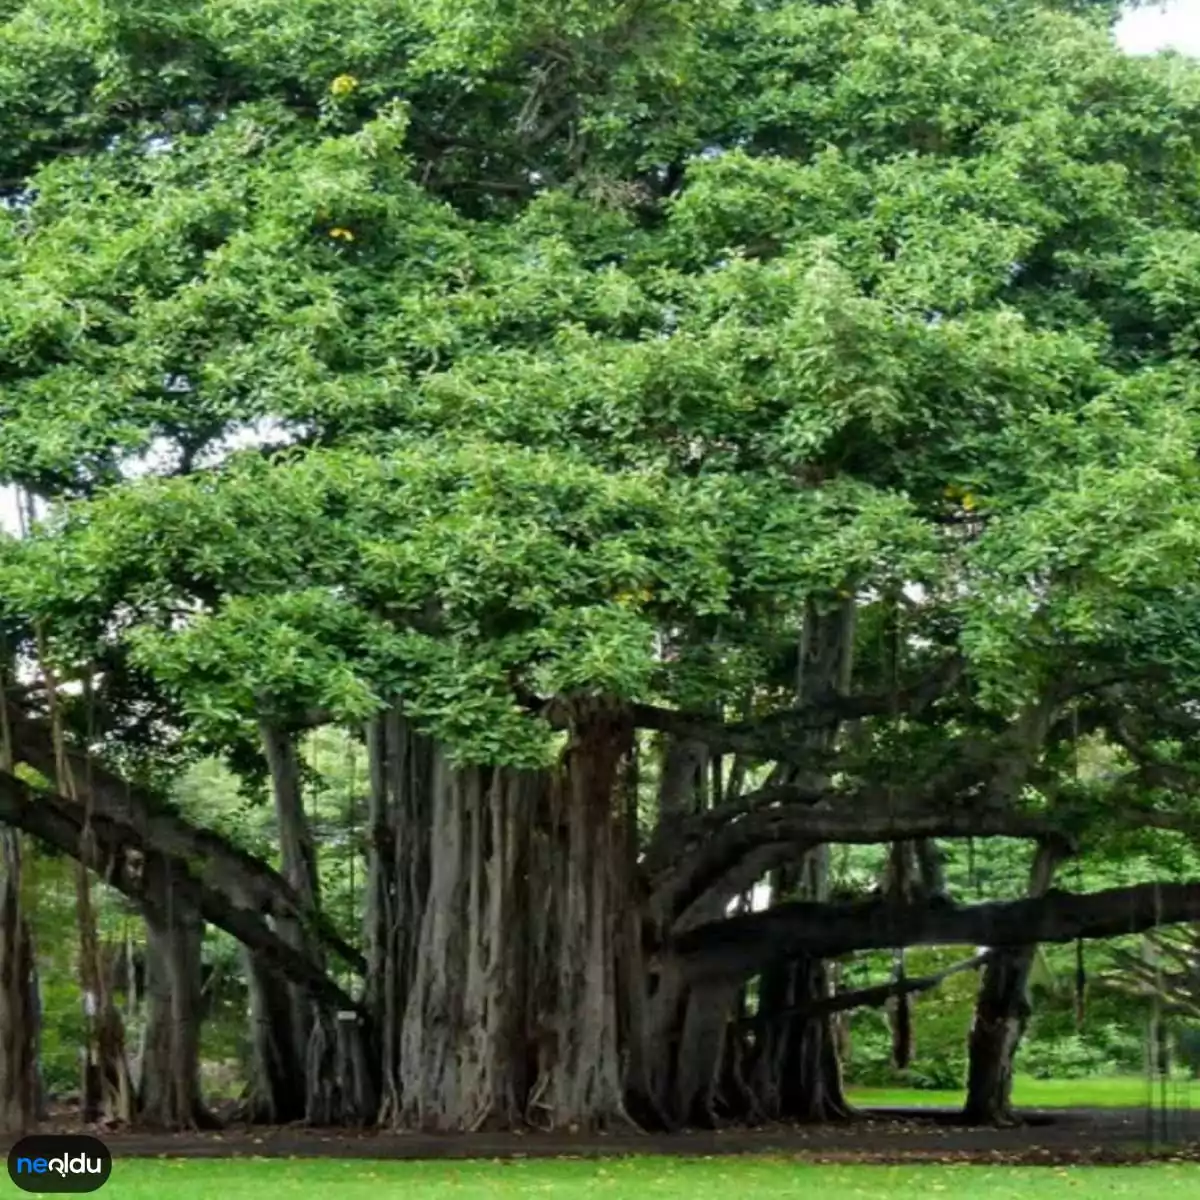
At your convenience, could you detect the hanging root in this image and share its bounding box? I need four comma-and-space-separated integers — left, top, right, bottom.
1074, 938, 1087, 1030
891, 992, 913, 1070
524, 1070, 553, 1130
890, 947, 913, 1070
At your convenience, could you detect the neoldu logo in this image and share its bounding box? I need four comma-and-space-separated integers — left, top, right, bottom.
7, 1135, 112, 1193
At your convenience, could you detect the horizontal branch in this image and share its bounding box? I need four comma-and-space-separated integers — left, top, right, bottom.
0, 770, 364, 1018
713, 798, 1064, 848
515, 655, 966, 766
646, 722, 1066, 928
673, 882, 1200, 982
5, 700, 365, 975
737, 950, 992, 1028
648, 796, 1067, 932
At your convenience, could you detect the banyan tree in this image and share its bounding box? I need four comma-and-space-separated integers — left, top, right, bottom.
5, 0, 1200, 1137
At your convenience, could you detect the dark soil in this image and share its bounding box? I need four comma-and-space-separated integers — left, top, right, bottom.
6, 1107, 1200, 1165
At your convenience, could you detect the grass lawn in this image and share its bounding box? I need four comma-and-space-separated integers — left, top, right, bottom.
3, 1158, 1198, 1199
846, 1074, 1183, 1109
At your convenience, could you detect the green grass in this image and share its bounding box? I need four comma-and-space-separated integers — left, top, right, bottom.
847, 1074, 1183, 1109
3, 1159, 1200, 1199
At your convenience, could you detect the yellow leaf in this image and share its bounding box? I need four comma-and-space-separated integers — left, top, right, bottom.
330, 74, 359, 97
615, 587, 653, 607
329, 227, 355, 242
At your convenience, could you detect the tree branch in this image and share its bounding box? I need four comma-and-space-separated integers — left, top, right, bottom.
0, 770, 364, 1017
514, 655, 966, 765
736, 950, 992, 1028
5, 699, 364, 974
673, 881, 1200, 982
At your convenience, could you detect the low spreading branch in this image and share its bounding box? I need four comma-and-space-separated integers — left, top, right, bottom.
0, 770, 364, 1018
4, 699, 365, 974
735, 950, 992, 1028
517, 655, 966, 765
674, 882, 1200, 982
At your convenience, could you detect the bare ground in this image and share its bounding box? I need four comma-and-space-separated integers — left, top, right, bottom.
6, 1107, 1200, 1165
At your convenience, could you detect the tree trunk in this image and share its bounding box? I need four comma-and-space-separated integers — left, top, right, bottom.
74, 858, 132, 1126
529, 705, 632, 1130
304, 1005, 377, 1127
637, 598, 858, 1133
745, 952, 849, 1123
259, 722, 370, 1126
240, 950, 307, 1124
670, 977, 738, 1127
961, 948, 1032, 1126
365, 710, 432, 1125
745, 849, 849, 1124
137, 904, 212, 1129
0, 829, 38, 1134
259, 723, 318, 1103
398, 760, 534, 1130
963, 843, 1062, 1125
778, 955, 850, 1122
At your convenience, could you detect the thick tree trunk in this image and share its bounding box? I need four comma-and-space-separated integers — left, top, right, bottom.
303, 1005, 377, 1127
961, 948, 1032, 1126
656, 737, 709, 848
670, 977, 738, 1127
741, 849, 849, 1124
365, 710, 432, 1125
963, 843, 1062, 1125
778, 956, 851, 1122
398, 760, 534, 1130
241, 950, 307, 1124
641, 876, 766, 1129
529, 706, 632, 1130
137, 905, 212, 1129
745, 954, 850, 1123
0, 829, 38, 1134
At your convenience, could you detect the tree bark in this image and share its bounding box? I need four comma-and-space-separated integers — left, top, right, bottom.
962, 843, 1063, 1126
260, 722, 318, 1101
0, 829, 38, 1134
241, 949, 307, 1124
672, 871, 1199, 980
4, 700, 360, 971
530, 704, 632, 1130
137, 903, 212, 1129
365, 709, 432, 1125
398, 760, 534, 1130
